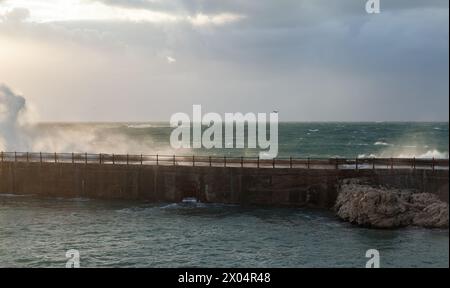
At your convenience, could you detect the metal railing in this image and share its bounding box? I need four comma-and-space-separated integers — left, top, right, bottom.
0, 152, 448, 170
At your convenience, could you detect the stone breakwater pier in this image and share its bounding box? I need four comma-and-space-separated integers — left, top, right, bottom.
0, 152, 448, 209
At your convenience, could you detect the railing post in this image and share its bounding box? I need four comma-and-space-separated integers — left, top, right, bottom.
1, 151, 3, 163
126, 154, 129, 165
209, 156, 212, 167
192, 155, 195, 167
257, 156, 260, 168
432, 157, 435, 172
241, 156, 244, 168
290, 157, 292, 168
72, 152, 74, 164
355, 158, 358, 170
224, 156, 227, 167
335, 158, 338, 170
307, 157, 310, 169
85, 153, 88, 164
173, 155, 176, 166
40, 152, 42, 163
372, 158, 375, 170
272, 158, 275, 168
14, 152, 17, 162
26, 152, 29, 162
112, 154, 115, 165
391, 157, 393, 170
99, 153, 102, 164
141, 154, 143, 165
156, 154, 159, 166
54, 152, 57, 163
413, 157, 416, 170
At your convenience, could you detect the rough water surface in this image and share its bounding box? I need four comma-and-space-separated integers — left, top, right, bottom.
0, 195, 448, 268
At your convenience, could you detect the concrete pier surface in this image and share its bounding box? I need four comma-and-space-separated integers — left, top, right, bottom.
0, 153, 448, 208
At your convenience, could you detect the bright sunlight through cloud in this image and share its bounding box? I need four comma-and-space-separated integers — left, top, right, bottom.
0, 0, 244, 25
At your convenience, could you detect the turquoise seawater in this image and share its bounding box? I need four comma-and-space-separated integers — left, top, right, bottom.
33, 122, 449, 158
0, 196, 448, 268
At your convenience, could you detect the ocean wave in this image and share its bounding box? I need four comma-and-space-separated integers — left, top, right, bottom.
159, 203, 180, 209
374, 141, 392, 146
126, 124, 157, 129
358, 154, 377, 159
116, 206, 159, 214
308, 129, 319, 132
359, 150, 449, 159
410, 150, 449, 159
160, 202, 208, 209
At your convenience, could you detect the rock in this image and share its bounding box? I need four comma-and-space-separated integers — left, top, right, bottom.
413, 203, 449, 228
334, 179, 449, 229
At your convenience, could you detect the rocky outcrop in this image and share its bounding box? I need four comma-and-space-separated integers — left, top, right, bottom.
334, 179, 449, 229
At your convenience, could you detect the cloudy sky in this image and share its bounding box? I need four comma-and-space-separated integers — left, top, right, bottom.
0, 0, 448, 121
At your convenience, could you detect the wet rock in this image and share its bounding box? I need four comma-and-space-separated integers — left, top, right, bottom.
334, 179, 449, 229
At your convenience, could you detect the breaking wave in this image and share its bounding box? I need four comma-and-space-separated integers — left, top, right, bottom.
126, 123, 167, 129
0, 84, 181, 155
374, 141, 392, 146
359, 149, 449, 159
1, 83, 448, 160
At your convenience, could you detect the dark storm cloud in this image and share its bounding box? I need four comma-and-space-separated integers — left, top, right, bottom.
1, 0, 448, 121
93, 0, 448, 24
87, 0, 448, 73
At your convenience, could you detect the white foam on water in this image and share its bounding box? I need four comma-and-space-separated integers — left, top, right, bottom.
374, 141, 392, 146
126, 123, 159, 129
359, 149, 449, 159
408, 149, 449, 159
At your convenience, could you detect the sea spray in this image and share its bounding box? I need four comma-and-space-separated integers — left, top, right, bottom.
0, 84, 28, 151
0, 84, 181, 154
0, 84, 448, 159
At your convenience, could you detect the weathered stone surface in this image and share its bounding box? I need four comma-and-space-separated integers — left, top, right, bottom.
1, 162, 448, 210
335, 179, 449, 229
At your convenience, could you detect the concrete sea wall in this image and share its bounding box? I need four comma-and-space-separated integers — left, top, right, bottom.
0, 162, 448, 208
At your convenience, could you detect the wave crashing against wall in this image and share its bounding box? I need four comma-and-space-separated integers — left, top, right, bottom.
0, 84, 28, 151
0, 84, 176, 154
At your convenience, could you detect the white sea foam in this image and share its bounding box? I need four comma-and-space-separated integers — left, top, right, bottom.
374, 141, 392, 146
408, 150, 449, 159
127, 123, 159, 129
358, 154, 377, 159
359, 149, 448, 159
0, 84, 29, 151
0, 84, 184, 155
160, 203, 180, 209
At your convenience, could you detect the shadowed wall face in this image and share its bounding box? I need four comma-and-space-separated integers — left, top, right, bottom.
0, 162, 448, 207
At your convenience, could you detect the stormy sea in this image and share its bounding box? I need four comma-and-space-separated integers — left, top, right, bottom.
0, 122, 448, 268
5, 122, 449, 159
